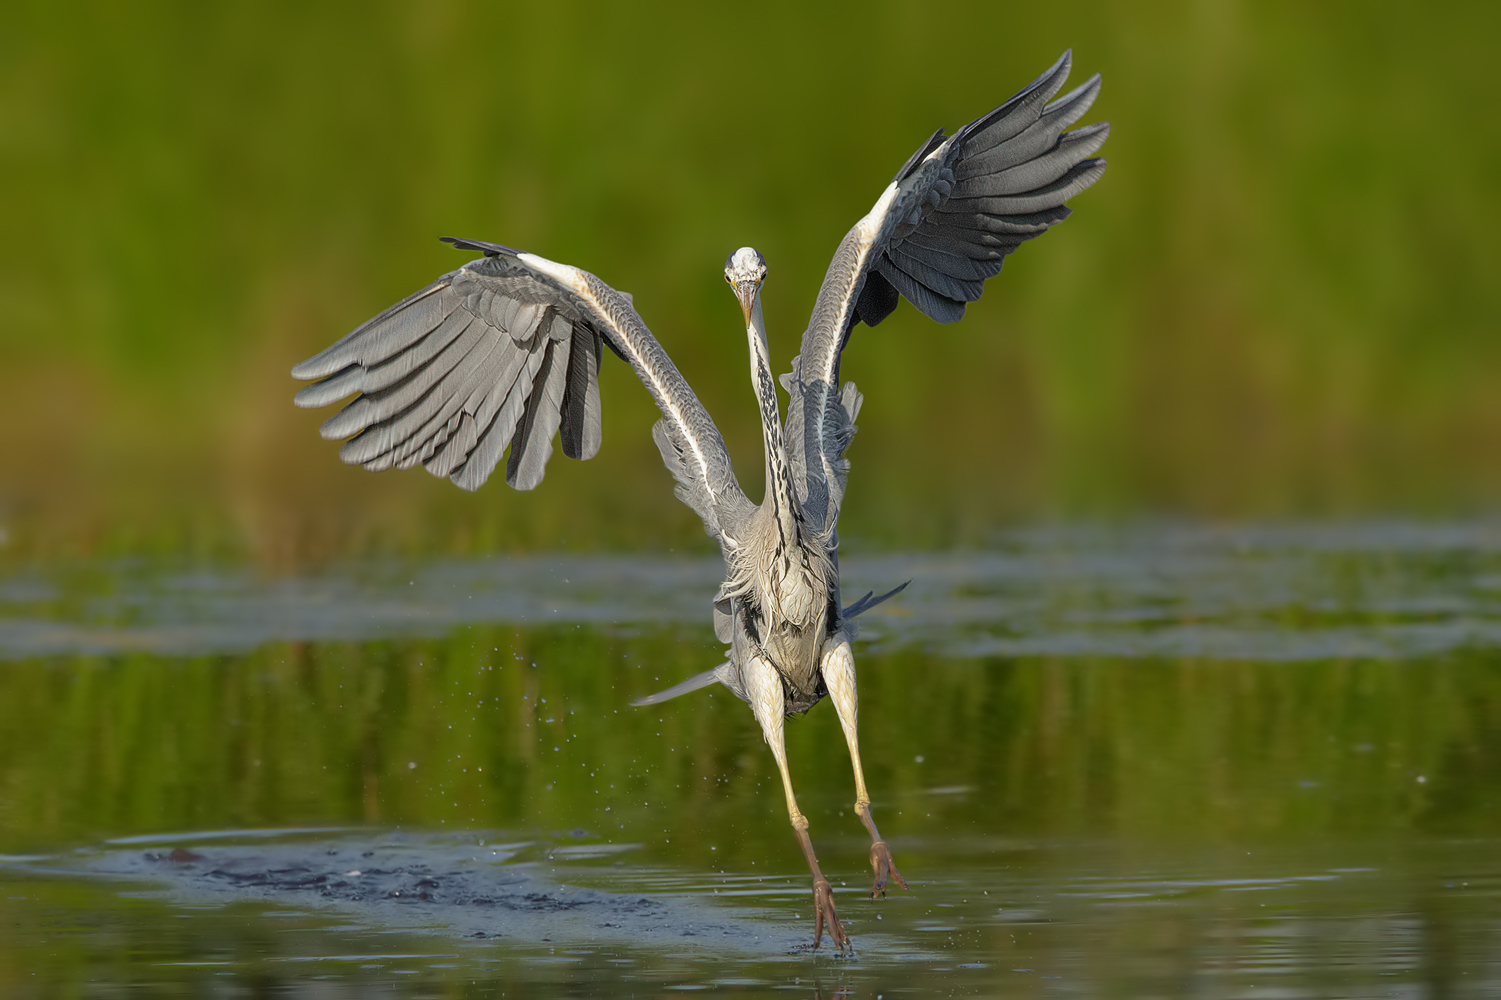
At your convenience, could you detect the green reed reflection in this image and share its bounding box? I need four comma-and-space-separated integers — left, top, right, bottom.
2, 624, 1496, 857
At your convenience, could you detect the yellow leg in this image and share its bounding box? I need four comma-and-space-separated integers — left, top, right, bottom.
743, 652, 849, 951
822, 637, 908, 898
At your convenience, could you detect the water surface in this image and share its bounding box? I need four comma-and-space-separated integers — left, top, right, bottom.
2, 523, 1499, 996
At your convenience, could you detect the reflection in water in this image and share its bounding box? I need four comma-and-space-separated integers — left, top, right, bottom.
1, 526, 1499, 995
3, 522, 1501, 660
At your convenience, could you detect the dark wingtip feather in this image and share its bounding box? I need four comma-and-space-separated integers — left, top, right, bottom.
440, 237, 520, 257
892, 128, 948, 184
842, 580, 910, 618
956, 50, 1074, 147
854, 269, 900, 328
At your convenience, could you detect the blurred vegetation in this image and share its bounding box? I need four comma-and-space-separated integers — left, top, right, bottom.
1, 625, 1496, 857
1, 0, 1499, 564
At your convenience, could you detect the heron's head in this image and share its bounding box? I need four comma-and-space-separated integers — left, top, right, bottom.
724, 246, 767, 326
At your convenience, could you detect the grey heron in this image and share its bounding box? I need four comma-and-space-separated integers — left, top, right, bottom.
291, 51, 1107, 950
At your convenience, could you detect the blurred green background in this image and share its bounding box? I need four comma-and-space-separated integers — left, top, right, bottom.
2, 0, 1498, 565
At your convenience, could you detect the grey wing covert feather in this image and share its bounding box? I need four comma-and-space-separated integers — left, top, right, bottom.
785, 50, 1109, 535
292, 245, 752, 545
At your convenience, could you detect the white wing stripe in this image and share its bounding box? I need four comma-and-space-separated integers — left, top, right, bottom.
517, 253, 727, 518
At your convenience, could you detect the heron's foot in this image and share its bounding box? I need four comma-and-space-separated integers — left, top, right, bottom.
812, 877, 850, 951
869, 840, 908, 898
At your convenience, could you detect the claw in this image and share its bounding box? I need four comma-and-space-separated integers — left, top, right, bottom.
812, 877, 850, 951
869, 840, 909, 898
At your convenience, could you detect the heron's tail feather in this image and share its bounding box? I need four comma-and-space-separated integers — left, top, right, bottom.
842, 581, 910, 619
630, 664, 729, 707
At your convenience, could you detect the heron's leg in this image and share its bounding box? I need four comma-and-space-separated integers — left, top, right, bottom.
821, 636, 908, 898
743, 652, 849, 951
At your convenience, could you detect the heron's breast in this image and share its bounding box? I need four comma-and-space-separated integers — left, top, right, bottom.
770, 564, 823, 626
763, 621, 825, 698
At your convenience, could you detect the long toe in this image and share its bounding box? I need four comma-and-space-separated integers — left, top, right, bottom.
869, 840, 909, 898
813, 877, 850, 951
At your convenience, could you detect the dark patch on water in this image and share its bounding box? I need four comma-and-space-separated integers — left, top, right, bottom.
14, 829, 811, 955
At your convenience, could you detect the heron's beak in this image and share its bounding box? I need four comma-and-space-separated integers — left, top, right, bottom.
733, 278, 761, 328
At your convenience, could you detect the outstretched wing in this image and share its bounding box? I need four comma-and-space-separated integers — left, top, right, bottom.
784, 50, 1108, 536
292, 240, 753, 544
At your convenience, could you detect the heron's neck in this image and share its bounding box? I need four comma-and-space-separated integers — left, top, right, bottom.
745, 296, 799, 545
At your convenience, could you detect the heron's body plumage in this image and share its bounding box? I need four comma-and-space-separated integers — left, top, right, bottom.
728, 499, 835, 704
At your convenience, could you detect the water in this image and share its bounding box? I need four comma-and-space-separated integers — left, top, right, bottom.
7, 521, 1501, 661
2, 523, 1500, 996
